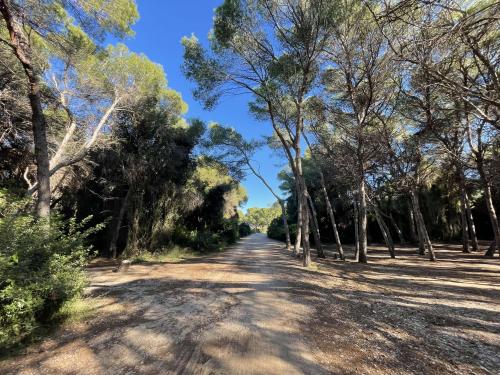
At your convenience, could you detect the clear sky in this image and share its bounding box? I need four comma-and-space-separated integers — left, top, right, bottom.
121, 1, 285, 210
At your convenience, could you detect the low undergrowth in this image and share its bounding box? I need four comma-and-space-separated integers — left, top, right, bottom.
129, 245, 202, 264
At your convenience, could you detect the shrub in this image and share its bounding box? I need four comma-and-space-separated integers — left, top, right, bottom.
267, 218, 296, 242
267, 217, 285, 241
221, 219, 239, 244
0, 192, 100, 350
239, 222, 252, 237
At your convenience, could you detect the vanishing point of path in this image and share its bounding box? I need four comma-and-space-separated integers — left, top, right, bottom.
2, 233, 499, 374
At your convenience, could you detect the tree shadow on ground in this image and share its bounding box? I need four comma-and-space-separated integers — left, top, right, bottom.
1, 235, 498, 374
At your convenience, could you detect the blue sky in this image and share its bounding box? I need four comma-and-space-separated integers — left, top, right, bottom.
121, 1, 285, 210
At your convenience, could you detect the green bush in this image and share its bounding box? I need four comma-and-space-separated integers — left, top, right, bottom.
239, 222, 252, 237
172, 219, 241, 252
0, 192, 100, 349
221, 219, 239, 244
267, 218, 296, 242
267, 217, 285, 241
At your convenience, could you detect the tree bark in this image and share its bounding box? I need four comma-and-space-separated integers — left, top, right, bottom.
307, 191, 325, 258
458, 170, 471, 253
320, 172, 344, 260
301, 193, 311, 266
0, 0, 51, 217
411, 201, 426, 255
109, 189, 131, 259
294, 181, 302, 257
409, 206, 418, 244
279, 200, 291, 251
358, 179, 368, 263
464, 191, 479, 252
479, 165, 500, 257
370, 200, 396, 258
410, 189, 436, 261
353, 193, 360, 262
389, 213, 405, 245
459, 185, 470, 254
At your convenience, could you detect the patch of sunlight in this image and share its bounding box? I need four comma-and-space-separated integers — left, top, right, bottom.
53, 296, 102, 324
307, 262, 321, 271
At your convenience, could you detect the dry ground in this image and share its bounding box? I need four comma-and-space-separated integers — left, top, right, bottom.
1, 234, 499, 374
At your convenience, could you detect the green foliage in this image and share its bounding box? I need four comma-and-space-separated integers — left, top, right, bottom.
181, 35, 225, 109
213, 0, 244, 47
267, 218, 297, 243
239, 222, 252, 237
129, 245, 200, 264
244, 203, 281, 233
0, 191, 101, 350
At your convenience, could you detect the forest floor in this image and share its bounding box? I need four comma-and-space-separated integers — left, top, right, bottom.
1, 233, 499, 375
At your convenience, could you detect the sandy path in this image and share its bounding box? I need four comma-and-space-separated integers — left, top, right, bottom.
1, 234, 330, 375
2, 234, 499, 374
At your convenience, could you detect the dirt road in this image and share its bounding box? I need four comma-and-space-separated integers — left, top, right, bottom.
2, 234, 330, 374
2, 234, 499, 374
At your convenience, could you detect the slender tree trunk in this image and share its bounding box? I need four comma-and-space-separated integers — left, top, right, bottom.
476, 160, 500, 257
389, 213, 405, 245
409, 206, 418, 244
320, 172, 344, 260
410, 189, 436, 261
353, 192, 360, 262
458, 171, 470, 253
302, 193, 311, 266
109, 189, 131, 259
370, 201, 395, 258
411, 200, 426, 255
0, 1, 51, 217
279, 200, 291, 251
464, 191, 479, 252
307, 191, 325, 258
358, 179, 368, 263
459, 187, 470, 254
294, 183, 302, 257
481, 182, 500, 257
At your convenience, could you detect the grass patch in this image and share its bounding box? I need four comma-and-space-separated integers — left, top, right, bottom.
306, 262, 321, 272
129, 245, 202, 264
53, 296, 100, 325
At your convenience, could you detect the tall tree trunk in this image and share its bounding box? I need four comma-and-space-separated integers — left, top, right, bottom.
307, 191, 325, 258
358, 179, 368, 263
302, 193, 311, 267
410, 189, 436, 261
294, 140, 311, 266
389, 213, 405, 245
320, 172, 344, 260
294, 183, 302, 257
479, 167, 500, 257
459, 187, 470, 254
411, 201, 426, 255
109, 189, 131, 259
370, 201, 396, 258
409, 206, 418, 244
0, 1, 51, 217
279, 200, 291, 251
353, 193, 360, 262
458, 171, 470, 253
464, 191, 479, 252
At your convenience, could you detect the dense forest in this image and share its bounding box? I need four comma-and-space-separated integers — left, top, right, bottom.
0, 0, 499, 373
